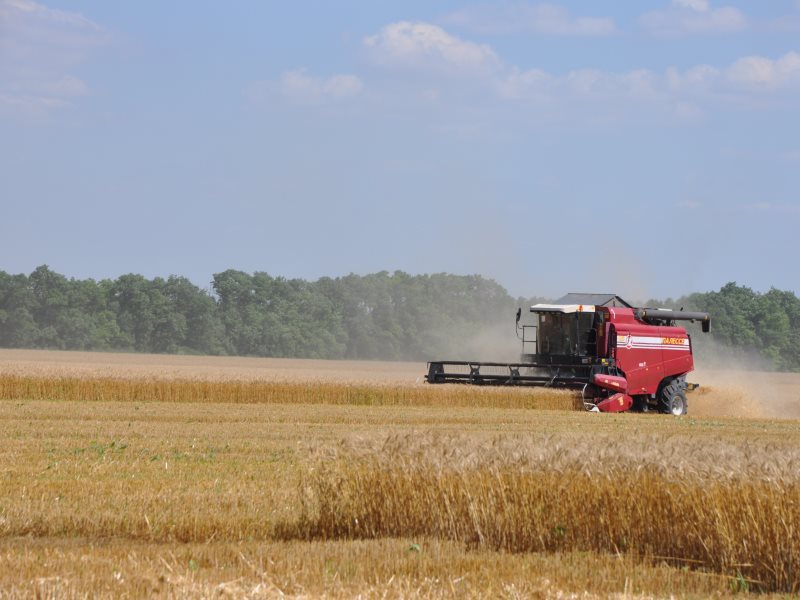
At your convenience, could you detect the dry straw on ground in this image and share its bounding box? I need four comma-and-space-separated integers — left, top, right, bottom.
0, 396, 798, 597
0, 539, 740, 599
2, 350, 800, 596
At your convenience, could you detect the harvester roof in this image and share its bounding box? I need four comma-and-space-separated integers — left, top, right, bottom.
552, 293, 633, 308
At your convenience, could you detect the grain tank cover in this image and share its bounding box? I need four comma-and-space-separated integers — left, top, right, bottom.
530, 304, 596, 313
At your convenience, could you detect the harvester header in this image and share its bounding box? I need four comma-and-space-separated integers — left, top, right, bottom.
426, 293, 710, 415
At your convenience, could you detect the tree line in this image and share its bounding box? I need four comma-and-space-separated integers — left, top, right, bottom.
0, 266, 798, 370
653, 283, 800, 372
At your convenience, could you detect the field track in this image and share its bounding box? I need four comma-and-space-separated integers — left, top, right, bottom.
0, 349, 799, 597
0, 349, 423, 383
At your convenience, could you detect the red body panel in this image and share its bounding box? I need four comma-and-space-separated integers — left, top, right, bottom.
596, 393, 633, 412
603, 307, 694, 396
593, 373, 628, 393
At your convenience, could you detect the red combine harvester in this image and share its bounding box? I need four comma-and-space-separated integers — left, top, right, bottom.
426, 293, 711, 415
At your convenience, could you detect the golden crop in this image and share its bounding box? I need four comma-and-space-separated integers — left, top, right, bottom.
0, 374, 579, 410
288, 439, 800, 593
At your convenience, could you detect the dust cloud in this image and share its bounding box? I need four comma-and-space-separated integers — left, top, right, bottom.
435, 320, 524, 363
690, 368, 800, 420
458, 323, 525, 363
687, 336, 800, 419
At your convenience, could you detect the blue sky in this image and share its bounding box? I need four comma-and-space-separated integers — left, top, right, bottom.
1, 1, 799, 299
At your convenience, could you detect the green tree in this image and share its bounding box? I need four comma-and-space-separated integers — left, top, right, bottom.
0, 271, 39, 346
0, 267, 797, 370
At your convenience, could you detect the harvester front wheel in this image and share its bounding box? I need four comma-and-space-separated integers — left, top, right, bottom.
631, 395, 650, 412
669, 391, 688, 416
658, 379, 688, 416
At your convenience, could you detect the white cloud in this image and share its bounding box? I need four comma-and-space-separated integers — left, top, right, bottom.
322, 74, 364, 98
254, 20, 800, 125
666, 52, 800, 95
363, 21, 500, 73
0, 0, 101, 27
443, 3, 615, 36
641, 1, 747, 35
356, 21, 800, 123
0, 92, 64, 113
672, 0, 710, 11
726, 52, 800, 90
497, 68, 552, 99
249, 70, 364, 105
499, 66, 662, 104
0, 0, 107, 116
666, 65, 721, 93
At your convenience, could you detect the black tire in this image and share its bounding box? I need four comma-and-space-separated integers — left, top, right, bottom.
631, 395, 650, 413
658, 379, 688, 416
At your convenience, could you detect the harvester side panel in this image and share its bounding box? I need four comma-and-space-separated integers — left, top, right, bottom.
614, 323, 693, 395
659, 325, 695, 380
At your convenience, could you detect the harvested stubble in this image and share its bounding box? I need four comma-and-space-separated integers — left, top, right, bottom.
2, 395, 799, 597
0, 374, 580, 410
0, 538, 737, 599
286, 437, 800, 593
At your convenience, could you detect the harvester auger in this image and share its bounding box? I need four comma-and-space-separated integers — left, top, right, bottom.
425, 293, 710, 415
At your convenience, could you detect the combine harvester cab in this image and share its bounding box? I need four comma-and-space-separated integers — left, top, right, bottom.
426, 293, 710, 415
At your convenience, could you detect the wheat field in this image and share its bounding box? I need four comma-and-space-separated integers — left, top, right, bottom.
0, 349, 799, 597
